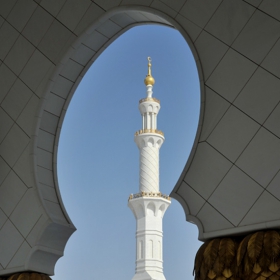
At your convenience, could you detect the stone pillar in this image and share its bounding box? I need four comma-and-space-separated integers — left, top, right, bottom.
194, 230, 280, 280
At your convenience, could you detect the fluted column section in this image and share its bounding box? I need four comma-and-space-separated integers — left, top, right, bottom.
140, 146, 159, 193
135, 133, 164, 194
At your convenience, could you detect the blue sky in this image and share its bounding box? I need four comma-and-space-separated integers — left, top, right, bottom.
53, 25, 202, 279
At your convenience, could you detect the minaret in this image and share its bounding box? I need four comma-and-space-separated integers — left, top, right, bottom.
128, 57, 171, 280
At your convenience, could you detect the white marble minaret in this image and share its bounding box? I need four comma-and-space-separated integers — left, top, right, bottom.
128, 57, 171, 280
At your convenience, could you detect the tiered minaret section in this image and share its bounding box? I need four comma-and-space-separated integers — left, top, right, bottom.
128, 57, 171, 280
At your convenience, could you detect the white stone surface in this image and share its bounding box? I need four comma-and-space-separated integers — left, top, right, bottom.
19, 50, 53, 92
239, 191, 280, 226
111, 13, 136, 28
0, 64, 17, 103
199, 86, 230, 141
13, 145, 32, 187
160, 0, 186, 12
259, 0, 280, 21
17, 95, 40, 136
130, 74, 170, 280
96, 20, 122, 38
22, 6, 54, 47
261, 38, 280, 79
0, 0, 280, 275
7, 0, 37, 32
0, 22, 19, 61
151, 0, 177, 18
4, 35, 35, 76
93, 0, 121, 10
74, 3, 105, 35
0, 107, 14, 143
51, 75, 74, 99
208, 166, 263, 226
205, 0, 255, 45
129, 197, 170, 280
184, 142, 232, 200
70, 44, 95, 66
180, 0, 222, 29
207, 106, 260, 162
40, 0, 68, 17
57, 0, 91, 31
196, 202, 234, 233
264, 102, 280, 138
0, 220, 24, 268
44, 93, 65, 117
38, 130, 55, 152
138, 141, 160, 193
234, 67, 280, 124
0, 0, 17, 19
1, 79, 33, 120
0, 124, 29, 167
244, 0, 262, 7
40, 111, 59, 134
10, 189, 42, 238
0, 171, 27, 216
206, 48, 257, 102
0, 156, 10, 186
267, 171, 280, 200
38, 20, 73, 63
232, 10, 280, 64
194, 31, 228, 80
177, 182, 205, 216
236, 128, 280, 188
175, 14, 201, 42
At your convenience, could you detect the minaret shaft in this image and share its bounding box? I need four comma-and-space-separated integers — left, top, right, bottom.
128, 58, 170, 280
139, 146, 159, 193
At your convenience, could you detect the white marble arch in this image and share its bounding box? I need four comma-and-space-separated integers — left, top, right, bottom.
1, 0, 280, 276
0, 3, 204, 276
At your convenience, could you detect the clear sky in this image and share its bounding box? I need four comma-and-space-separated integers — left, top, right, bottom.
53, 25, 202, 279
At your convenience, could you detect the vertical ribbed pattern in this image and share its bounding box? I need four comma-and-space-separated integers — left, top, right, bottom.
139, 146, 159, 192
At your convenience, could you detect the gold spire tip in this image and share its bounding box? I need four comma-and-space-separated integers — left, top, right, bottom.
144, 56, 155, 86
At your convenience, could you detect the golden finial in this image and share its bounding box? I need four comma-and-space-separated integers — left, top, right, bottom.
144, 57, 155, 86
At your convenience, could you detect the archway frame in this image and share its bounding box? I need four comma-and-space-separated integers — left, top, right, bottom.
25, 5, 205, 276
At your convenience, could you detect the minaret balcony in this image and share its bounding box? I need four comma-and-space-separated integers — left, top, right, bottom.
139, 97, 160, 104
128, 192, 171, 201
135, 129, 164, 136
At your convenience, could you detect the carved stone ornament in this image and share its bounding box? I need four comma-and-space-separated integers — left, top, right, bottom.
0, 273, 51, 280
194, 230, 280, 280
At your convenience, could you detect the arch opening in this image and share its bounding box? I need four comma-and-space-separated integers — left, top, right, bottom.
52, 23, 201, 279
29, 6, 203, 279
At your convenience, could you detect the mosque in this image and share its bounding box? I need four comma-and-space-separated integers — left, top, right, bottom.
1, 1, 280, 279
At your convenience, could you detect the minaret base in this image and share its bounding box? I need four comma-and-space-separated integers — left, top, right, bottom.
129, 194, 170, 280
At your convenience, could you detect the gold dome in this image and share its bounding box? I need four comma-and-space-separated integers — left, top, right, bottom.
144, 75, 155, 86
144, 57, 155, 86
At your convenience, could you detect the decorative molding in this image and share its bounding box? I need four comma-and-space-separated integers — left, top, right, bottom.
139, 97, 160, 104
135, 129, 164, 136
128, 192, 171, 201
